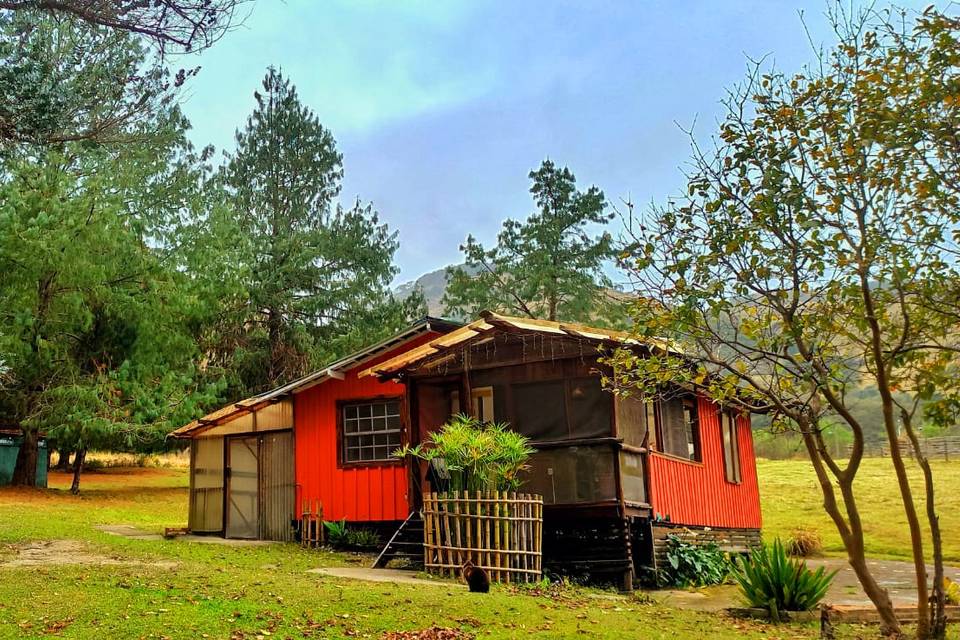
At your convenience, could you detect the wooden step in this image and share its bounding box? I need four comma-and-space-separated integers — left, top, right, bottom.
372, 512, 424, 569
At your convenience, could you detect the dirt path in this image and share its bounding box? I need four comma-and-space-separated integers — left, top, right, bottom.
659, 557, 960, 611
308, 567, 465, 588
810, 558, 960, 606
0, 540, 177, 569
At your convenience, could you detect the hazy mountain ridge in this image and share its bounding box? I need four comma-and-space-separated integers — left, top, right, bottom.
394, 264, 479, 317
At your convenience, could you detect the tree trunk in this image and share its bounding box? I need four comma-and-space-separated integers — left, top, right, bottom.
55, 449, 73, 471
878, 406, 929, 639
11, 428, 39, 487
799, 425, 902, 637
901, 411, 947, 639
267, 307, 282, 385
70, 448, 86, 495
854, 256, 930, 638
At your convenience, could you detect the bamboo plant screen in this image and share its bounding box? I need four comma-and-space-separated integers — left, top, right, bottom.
422, 491, 543, 583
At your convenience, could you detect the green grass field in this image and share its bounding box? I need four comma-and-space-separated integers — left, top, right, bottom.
758, 457, 960, 563
0, 459, 956, 639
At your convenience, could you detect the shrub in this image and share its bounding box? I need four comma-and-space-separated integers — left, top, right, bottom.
733, 539, 836, 621
83, 458, 105, 471
946, 577, 960, 605
395, 414, 535, 492
658, 534, 731, 587
321, 520, 380, 549
786, 527, 823, 558
136, 454, 161, 468
323, 519, 349, 547
346, 528, 380, 548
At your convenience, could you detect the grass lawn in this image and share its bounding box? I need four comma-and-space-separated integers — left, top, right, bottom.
0, 462, 955, 639
757, 457, 960, 563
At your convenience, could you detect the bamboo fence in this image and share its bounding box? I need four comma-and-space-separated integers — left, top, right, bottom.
422, 491, 543, 583
300, 499, 324, 548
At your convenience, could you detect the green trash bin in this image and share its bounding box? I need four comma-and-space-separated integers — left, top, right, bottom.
0, 433, 48, 487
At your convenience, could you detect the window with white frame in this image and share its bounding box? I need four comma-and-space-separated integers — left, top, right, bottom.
341, 399, 402, 464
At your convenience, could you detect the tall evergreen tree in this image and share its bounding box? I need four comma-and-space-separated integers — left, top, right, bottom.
443, 159, 619, 323
0, 115, 220, 488
0, 15, 220, 487
205, 67, 423, 395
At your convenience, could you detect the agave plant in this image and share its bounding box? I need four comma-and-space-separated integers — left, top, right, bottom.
732, 539, 836, 621
394, 414, 534, 492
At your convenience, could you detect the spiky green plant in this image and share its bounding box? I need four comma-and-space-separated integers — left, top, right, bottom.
323, 519, 349, 547
394, 414, 534, 492
732, 539, 836, 621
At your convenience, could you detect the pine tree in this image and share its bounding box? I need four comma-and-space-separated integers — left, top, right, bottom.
0, 14, 220, 487
209, 67, 423, 395
443, 159, 618, 323
0, 113, 220, 488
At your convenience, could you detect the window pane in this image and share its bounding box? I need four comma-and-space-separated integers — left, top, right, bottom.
342, 400, 402, 463
722, 411, 741, 483
657, 396, 700, 461
658, 398, 687, 458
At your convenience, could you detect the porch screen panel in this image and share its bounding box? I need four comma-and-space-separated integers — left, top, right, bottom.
523, 444, 616, 505
619, 450, 646, 504
567, 377, 610, 439
512, 381, 568, 440
615, 395, 648, 446
189, 437, 224, 533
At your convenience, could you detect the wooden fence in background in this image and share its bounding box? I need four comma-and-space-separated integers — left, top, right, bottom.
422, 491, 543, 584
850, 436, 960, 460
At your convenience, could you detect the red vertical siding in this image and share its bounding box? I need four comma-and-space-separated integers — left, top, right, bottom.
293, 333, 439, 522
648, 395, 762, 529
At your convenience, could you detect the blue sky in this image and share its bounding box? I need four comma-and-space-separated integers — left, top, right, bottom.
177, 1, 918, 284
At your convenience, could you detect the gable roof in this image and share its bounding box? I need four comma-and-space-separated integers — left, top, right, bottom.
359, 311, 674, 379
170, 317, 460, 439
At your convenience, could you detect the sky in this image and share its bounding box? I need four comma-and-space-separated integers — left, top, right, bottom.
176, 0, 922, 285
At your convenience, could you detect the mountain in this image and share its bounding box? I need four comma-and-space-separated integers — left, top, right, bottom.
394, 264, 479, 317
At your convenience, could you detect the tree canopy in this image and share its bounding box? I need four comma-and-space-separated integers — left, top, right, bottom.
0, 19, 422, 487
443, 159, 620, 324
0, 104, 221, 488
608, 6, 960, 638
181, 67, 424, 397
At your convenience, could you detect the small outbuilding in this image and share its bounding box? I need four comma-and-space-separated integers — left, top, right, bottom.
170, 317, 459, 540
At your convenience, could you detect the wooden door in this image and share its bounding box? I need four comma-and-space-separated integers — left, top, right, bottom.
226, 436, 259, 539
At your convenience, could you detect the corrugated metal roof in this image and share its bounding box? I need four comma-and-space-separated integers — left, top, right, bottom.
170, 317, 460, 439
359, 311, 671, 379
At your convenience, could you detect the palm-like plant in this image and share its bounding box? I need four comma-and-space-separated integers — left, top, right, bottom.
394, 414, 534, 492
732, 539, 837, 622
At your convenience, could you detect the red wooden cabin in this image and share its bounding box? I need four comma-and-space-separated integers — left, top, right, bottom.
174, 312, 761, 586
361, 312, 762, 586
